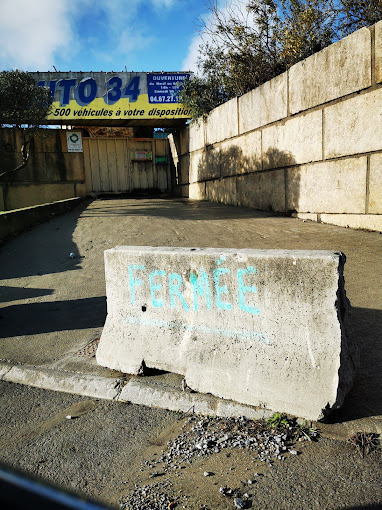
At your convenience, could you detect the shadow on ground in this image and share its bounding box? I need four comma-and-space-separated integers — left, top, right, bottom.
0, 197, 381, 425
0, 296, 106, 337
0, 200, 89, 279
79, 197, 280, 221
327, 307, 382, 423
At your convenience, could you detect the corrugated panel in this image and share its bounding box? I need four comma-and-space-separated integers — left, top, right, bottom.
84, 137, 170, 193
83, 139, 93, 192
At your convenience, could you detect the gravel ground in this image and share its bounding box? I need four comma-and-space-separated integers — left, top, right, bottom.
0, 383, 381, 510
120, 414, 381, 510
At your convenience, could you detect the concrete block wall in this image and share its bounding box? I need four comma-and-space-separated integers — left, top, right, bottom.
0, 129, 86, 211
172, 22, 382, 232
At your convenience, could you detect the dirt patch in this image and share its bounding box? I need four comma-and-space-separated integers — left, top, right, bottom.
121, 414, 381, 510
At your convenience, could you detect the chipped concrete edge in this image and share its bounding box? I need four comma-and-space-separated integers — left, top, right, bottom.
1, 362, 380, 440
0, 361, 273, 420
0, 362, 123, 400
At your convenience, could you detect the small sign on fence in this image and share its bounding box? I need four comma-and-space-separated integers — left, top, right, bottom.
66, 131, 83, 152
131, 149, 152, 161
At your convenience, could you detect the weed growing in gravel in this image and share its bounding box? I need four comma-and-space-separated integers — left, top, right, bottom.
267, 413, 319, 442
348, 432, 380, 458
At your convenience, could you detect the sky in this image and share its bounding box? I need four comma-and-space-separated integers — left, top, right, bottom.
0, 0, 246, 74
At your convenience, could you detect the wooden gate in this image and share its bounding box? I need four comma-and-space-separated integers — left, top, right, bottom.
83, 138, 171, 193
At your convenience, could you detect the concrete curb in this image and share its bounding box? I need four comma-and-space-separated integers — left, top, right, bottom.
1, 362, 381, 441
0, 197, 84, 242
119, 378, 274, 420
0, 362, 273, 420
1, 363, 123, 401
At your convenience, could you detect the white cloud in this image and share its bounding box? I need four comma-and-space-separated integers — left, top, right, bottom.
182, 35, 202, 72
152, 0, 178, 8
0, 0, 77, 70
181, 0, 251, 72
0, 0, 181, 71
85, 0, 178, 67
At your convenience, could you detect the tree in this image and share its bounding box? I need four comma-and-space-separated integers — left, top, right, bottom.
180, 0, 382, 118
0, 70, 52, 178
337, 0, 382, 36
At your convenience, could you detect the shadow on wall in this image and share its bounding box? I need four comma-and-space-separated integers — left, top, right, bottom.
192, 144, 298, 213
0, 129, 68, 184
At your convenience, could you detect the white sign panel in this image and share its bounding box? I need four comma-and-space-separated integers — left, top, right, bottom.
66, 131, 83, 152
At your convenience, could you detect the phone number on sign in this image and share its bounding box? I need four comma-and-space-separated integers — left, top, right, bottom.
149, 95, 179, 103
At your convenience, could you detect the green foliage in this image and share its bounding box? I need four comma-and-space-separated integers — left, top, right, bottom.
179, 69, 230, 119
0, 70, 51, 128
338, 0, 382, 36
181, 0, 382, 118
267, 412, 291, 430
267, 413, 319, 441
0, 70, 52, 178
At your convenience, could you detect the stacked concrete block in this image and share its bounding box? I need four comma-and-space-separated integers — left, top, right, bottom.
287, 158, 367, 214
239, 73, 287, 133
324, 88, 382, 158
206, 98, 239, 145
374, 20, 382, 83
237, 171, 285, 212
289, 28, 371, 114
178, 22, 381, 231
262, 111, 322, 168
369, 154, 382, 214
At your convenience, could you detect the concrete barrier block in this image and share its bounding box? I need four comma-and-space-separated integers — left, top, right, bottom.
289, 28, 371, 114
206, 98, 238, 145
236, 170, 285, 212
205, 177, 237, 205
239, 73, 287, 133
189, 118, 205, 152
97, 247, 356, 420
179, 154, 190, 185
225, 131, 262, 175
369, 154, 382, 214
0, 187, 4, 211
180, 125, 190, 155
262, 111, 322, 168
189, 182, 205, 200
375, 21, 382, 83
287, 158, 367, 213
181, 184, 189, 198
0, 197, 83, 240
219, 139, 240, 177
192, 148, 221, 182
319, 214, 382, 232
324, 88, 382, 158
189, 151, 203, 184
5, 183, 76, 210
205, 147, 221, 179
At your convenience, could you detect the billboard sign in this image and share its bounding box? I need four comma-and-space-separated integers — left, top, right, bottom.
30, 72, 192, 122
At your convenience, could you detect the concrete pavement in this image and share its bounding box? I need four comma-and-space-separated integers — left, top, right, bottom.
0, 197, 381, 439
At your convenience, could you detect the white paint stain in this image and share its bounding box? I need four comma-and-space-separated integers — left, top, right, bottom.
125, 315, 271, 345
305, 327, 316, 368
